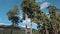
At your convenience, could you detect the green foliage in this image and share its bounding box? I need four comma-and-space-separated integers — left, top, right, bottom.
6, 0, 60, 34
7, 5, 19, 25
47, 5, 60, 34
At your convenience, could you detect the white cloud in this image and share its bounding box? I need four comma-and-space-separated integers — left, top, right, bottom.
40, 2, 50, 9
0, 23, 11, 25
23, 18, 31, 24
21, 26, 26, 27
36, 0, 44, 2
19, 15, 23, 19
32, 22, 37, 26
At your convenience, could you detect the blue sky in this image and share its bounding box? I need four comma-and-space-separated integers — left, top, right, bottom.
0, 0, 60, 29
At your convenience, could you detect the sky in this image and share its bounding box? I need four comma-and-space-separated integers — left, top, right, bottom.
0, 0, 60, 29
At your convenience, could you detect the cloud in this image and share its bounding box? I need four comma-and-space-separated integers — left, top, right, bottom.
36, 0, 44, 2
40, 2, 50, 9
21, 26, 25, 27
19, 15, 23, 19
0, 23, 11, 25
23, 18, 31, 24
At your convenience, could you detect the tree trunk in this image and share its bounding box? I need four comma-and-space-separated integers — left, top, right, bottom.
11, 24, 14, 34
54, 29, 58, 34
25, 25, 27, 34
30, 21, 32, 34
38, 31, 41, 34
30, 14, 33, 34
37, 24, 41, 34
11, 29, 13, 34
53, 26, 58, 34
45, 26, 49, 34
38, 28, 41, 34
52, 22, 58, 34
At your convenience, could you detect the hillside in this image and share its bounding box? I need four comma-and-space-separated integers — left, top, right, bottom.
0, 25, 38, 34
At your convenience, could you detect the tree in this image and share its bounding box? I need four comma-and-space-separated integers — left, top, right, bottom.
40, 13, 49, 34
7, 5, 19, 25
21, 0, 30, 34
21, 0, 37, 34
7, 5, 19, 34
47, 6, 60, 34
21, 0, 43, 34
